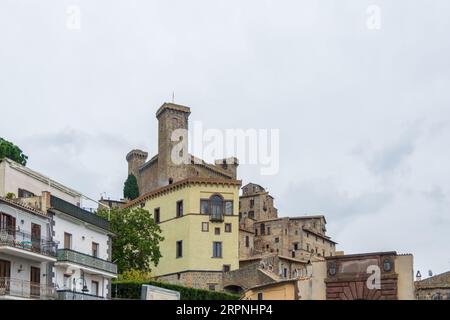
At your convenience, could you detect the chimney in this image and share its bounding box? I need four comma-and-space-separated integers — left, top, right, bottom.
41, 191, 51, 213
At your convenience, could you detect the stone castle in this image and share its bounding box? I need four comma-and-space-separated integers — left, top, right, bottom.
126, 103, 238, 195
126, 102, 337, 293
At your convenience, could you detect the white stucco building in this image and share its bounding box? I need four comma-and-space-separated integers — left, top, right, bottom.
0, 158, 117, 299
0, 195, 57, 300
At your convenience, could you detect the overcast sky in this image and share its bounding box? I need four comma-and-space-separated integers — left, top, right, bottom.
1, 0, 450, 277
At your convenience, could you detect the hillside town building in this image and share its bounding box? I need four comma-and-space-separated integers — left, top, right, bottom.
0, 158, 117, 300
415, 270, 450, 300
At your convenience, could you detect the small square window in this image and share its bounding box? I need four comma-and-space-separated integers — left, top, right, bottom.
225, 223, 232, 233
215, 227, 220, 235
202, 222, 209, 232
208, 284, 216, 291
223, 265, 231, 272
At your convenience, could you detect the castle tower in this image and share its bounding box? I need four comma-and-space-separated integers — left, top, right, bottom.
126, 149, 148, 178
156, 103, 191, 186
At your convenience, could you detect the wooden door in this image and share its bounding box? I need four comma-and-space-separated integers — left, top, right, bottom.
30, 267, 40, 298
0, 260, 11, 295
64, 232, 72, 249
31, 223, 41, 252
91, 281, 99, 297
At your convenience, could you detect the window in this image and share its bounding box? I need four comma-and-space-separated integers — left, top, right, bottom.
200, 200, 209, 214
92, 242, 99, 257
283, 268, 288, 278
239, 212, 242, 220
224, 201, 233, 215
223, 265, 231, 272
225, 223, 232, 233
267, 227, 271, 235
294, 243, 298, 250
18, 188, 34, 198
292, 251, 295, 258
215, 227, 220, 235
208, 284, 216, 291
64, 232, 72, 249
211, 195, 224, 220
213, 242, 222, 258
275, 237, 279, 243
91, 281, 99, 297
202, 222, 209, 232
250, 199, 255, 208
0, 213, 16, 232
248, 211, 255, 219
257, 292, 263, 300
245, 236, 250, 248
176, 201, 183, 217
255, 228, 258, 236
260, 224, 265, 236
154, 208, 160, 224
176, 241, 183, 258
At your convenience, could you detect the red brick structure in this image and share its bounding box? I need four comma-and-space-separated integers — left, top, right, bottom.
325, 252, 399, 300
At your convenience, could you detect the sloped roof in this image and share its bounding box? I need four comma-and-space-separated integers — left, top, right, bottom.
416, 271, 450, 289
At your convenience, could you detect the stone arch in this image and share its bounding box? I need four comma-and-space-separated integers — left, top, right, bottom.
223, 285, 244, 295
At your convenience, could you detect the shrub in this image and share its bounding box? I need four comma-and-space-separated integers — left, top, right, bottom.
112, 280, 240, 300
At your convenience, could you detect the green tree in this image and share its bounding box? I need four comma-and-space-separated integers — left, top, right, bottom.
99, 207, 164, 274
0, 137, 28, 165
123, 174, 139, 200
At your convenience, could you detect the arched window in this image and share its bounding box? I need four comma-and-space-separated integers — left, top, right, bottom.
210, 195, 223, 221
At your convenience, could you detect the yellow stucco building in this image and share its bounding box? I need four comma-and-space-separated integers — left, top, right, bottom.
124, 177, 241, 291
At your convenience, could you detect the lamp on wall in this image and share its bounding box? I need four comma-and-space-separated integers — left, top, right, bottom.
17, 264, 24, 273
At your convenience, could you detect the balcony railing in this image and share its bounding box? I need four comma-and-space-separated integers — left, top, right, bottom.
50, 196, 110, 231
210, 212, 224, 222
57, 290, 106, 300
0, 277, 56, 300
57, 249, 117, 275
0, 228, 57, 258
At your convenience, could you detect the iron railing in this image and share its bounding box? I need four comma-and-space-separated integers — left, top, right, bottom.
50, 196, 110, 231
0, 227, 57, 257
210, 212, 224, 222
0, 277, 56, 299
57, 290, 106, 300
57, 249, 117, 274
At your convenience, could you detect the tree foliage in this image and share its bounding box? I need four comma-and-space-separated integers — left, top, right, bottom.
123, 174, 139, 200
0, 137, 28, 165
99, 207, 164, 274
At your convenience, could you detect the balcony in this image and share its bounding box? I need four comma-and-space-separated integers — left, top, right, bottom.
0, 228, 57, 262
0, 277, 56, 300
210, 212, 224, 222
57, 249, 117, 277
57, 290, 106, 300
50, 196, 110, 231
